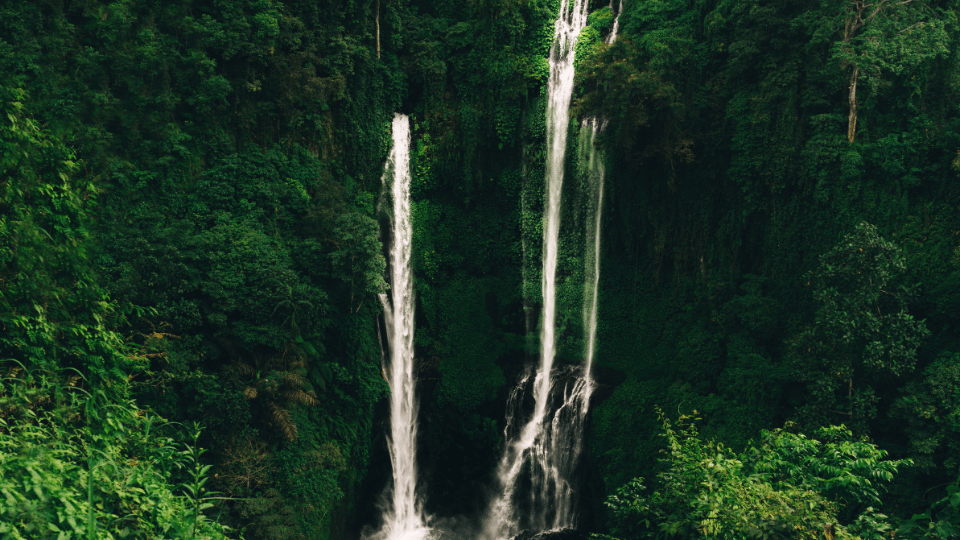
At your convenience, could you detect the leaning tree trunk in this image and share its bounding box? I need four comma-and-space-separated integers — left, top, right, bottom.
847, 64, 859, 143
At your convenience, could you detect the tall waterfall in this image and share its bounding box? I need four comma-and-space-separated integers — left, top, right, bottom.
483, 0, 591, 537
582, 0, 621, 383
539, 0, 591, 411
580, 118, 605, 401
374, 114, 430, 540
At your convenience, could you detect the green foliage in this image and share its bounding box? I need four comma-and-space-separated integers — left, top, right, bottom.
600, 410, 908, 540
329, 213, 388, 311
892, 352, 960, 472
0, 87, 130, 384
587, 265, 676, 494
0, 371, 231, 539
266, 408, 350, 538
826, 0, 950, 140
0, 0, 398, 533
434, 276, 507, 412
573, 0, 697, 150
7, 0, 960, 533
793, 222, 930, 431
572, 0, 960, 519
899, 476, 960, 540
746, 424, 908, 519
587, 7, 615, 33
398, 0, 555, 190
0, 85, 235, 538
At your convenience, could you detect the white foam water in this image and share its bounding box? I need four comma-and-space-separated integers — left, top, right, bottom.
482, 0, 593, 536
371, 114, 431, 540
579, 117, 606, 402
607, 0, 623, 44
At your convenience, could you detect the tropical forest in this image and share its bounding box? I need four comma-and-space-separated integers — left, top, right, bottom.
3, 0, 960, 538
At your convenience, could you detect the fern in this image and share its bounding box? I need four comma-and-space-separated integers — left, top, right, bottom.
269, 403, 297, 442
281, 389, 319, 407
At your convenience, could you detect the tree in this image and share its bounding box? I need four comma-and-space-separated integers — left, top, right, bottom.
0, 87, 232, 539
328, 212, 388, 313
0, 86, 133, 384
831, 0, 948, 142
598, 409, 909, 540
891, 352, 960, 472
793, 222, 930, 431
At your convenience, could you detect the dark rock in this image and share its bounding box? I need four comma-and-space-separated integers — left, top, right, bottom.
588, 365, 625, 409
511, 528, 589, 540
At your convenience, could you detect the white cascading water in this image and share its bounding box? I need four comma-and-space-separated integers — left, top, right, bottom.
373, 114, 430, 540
580, 118, 606, 401
607, 0, 623, 44
539, 0, 591, 413
581, 0, 622, 386
483, 0, 592, 537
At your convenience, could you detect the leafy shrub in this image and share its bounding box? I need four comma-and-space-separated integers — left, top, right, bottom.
899, 477, 960, 540
0, 372, 232, 539
599, 409, 909, 540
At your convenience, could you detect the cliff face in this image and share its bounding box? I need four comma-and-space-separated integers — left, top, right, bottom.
3, 0, 960, 537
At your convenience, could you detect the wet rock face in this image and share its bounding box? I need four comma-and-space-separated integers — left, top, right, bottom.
511, 529, 589, 540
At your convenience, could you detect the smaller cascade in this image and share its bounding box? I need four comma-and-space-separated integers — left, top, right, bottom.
582, 0, 620, 376
606, 0, 623, 44
370, 114, 430, 540
489, 366, 592, 538
579, 118, 606, 399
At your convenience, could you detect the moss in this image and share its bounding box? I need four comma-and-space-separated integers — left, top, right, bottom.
587, 6, 615, 32
435, 276, 509, 412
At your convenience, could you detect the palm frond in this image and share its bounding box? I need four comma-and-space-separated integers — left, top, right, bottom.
269, 402, 297, 441
282, 389, 319, 407
281, 372, 305, 389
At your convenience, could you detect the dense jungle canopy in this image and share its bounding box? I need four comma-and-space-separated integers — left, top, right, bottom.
3, 0, 960, 538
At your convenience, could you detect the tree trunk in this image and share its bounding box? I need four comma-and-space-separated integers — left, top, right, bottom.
847, 64, 859, 143
376, 0, 381, 59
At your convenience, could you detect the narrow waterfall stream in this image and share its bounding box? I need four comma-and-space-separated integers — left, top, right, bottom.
607, 0, 623, 44
582, 0, 621, 387
580, 118, 605, 401
483, 0, 592, 537
373, 114, 430, 540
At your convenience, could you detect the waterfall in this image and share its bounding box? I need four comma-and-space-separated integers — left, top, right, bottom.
579, 118, 605, 401
606, 0, 623, 44
492, 366, 592, 535
582, 0, 621, 389
483, 0, 591, 537
372, 114, 430, 540
539, 0, 591, 418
